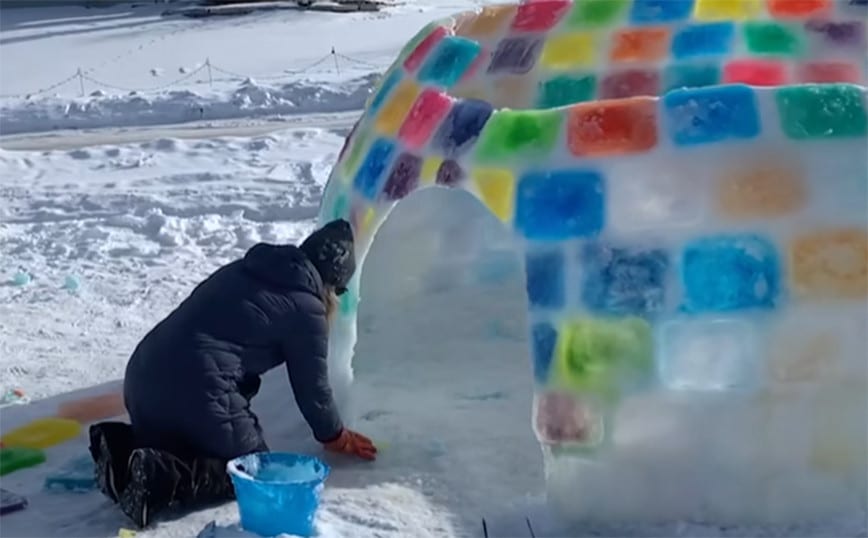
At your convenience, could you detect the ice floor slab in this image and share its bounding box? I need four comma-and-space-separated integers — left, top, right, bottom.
44, 454, 96, 492
0, 447, 46, 476
1, 418, 81, 450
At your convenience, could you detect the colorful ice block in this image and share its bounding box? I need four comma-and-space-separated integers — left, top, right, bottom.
472, 168, 515, 222
375, 82, 421, 135
600, 69, 660, 99
353, 138, 396, 199
630, 0, 694, 23
790, 229, 868, 299
610, 28, 671, 63
580, 242, 670, 316
693, 0, 761, 21
567, 97, 658, 157
403, 26, 447, 72
474, 109, 563, 163
1, 418, 81, 450
531, 323, 559, 383
381, 153, 422, 201
511, 0, 571, 32
553, 316, 654, 398
767, 0, 830, 18
57, 392, 125, 424
681, 234, 782, 312
417, 37, 482, 89
776, 85, 868, 139
537, 74, 597, 108
515, 169, 605, 240
432, 98, 493, 157
488, 36, 544, 75
671, 22, 735, 58
664, 62, 721, 91
398, 89, 452, 150
526, 249, 566, 309
565, 0, 629, 27
723, 59, 788, 86
664, 85, 761, 146
0, 447, 46, 476
44, 454, 96, 492
540, 33, 597, 69
743, 22, 805, 55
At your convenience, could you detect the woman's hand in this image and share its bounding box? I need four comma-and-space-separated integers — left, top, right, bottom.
323, 429, 378, 461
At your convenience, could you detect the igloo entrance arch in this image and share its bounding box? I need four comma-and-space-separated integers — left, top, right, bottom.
317, 0, 868, 527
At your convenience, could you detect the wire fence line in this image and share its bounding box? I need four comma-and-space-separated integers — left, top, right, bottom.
0, 49, 389, 99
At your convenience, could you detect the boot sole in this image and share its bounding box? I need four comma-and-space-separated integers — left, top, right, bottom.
93, 433, 120, 503
119, 452, 149, 528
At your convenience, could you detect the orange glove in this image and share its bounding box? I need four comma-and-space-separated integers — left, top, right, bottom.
323, 429, 378, 461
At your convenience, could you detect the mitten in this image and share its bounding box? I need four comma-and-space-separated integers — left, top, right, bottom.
322, 429, 377, 461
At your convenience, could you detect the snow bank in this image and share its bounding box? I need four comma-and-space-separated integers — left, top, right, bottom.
0, 74, 379, 136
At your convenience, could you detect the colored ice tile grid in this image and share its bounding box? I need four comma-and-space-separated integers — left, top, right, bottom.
322, 2, 868, 524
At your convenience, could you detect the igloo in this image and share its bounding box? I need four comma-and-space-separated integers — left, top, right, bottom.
317, 0, 868, 528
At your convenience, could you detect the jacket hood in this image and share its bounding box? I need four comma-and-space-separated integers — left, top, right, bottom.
242, 243, 323, 294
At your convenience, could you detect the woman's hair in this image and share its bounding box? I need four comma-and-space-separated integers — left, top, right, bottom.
323, 286, 339, 322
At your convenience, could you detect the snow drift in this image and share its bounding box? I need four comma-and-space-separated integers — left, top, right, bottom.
0, 74, 379, 136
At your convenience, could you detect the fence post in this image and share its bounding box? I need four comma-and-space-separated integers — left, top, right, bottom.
205, 58, 213, 87
76, 68, 84, 97
331, 47, 340, 76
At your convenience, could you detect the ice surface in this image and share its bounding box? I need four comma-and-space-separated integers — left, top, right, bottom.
320, 0, 868, 530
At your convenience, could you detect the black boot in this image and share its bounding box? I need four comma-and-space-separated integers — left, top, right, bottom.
119, 448, 235, 528
88, 422, 136, 503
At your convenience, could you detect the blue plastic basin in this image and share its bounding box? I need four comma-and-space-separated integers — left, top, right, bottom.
227, 452, 330, 537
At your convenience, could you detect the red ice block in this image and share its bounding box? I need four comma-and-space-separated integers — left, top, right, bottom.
600, 69, 661, 99
512, 0, 571, 32
403, 26, 447, 72
724, 59, 788, 86
767, 0, 830, 18
796, 61, 861, 83
398, 89, 453, 150
568, 97, 658, 157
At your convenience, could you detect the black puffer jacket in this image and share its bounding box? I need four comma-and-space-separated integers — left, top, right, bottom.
123, 243, 343, 460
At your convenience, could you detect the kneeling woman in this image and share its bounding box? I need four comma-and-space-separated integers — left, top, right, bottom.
89, 219, 377, 527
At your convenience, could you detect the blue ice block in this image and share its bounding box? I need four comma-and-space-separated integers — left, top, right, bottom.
671, 22, 735, 59
515, 169, 605, 240
680, 234, 781, 313
417, 36, 481, 88
531, 323, 558, 384
228, 452, 329, 538
353, 138, 396, 200
44, 454, 95, 492
433, 99, 493, 158
580, 242, 670, 317
631, 0, 694, 23
369, 69, 402, 114
664, 63, 721, 92
664, 85, 761, 146
525, 249, 566, 309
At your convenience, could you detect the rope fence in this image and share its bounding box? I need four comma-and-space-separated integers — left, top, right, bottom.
0, 49, 389, 99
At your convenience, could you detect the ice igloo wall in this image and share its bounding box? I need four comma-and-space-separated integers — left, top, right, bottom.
316, 0, 868, 527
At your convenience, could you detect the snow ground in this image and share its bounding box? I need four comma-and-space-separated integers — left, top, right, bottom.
0, 0, 494, 136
